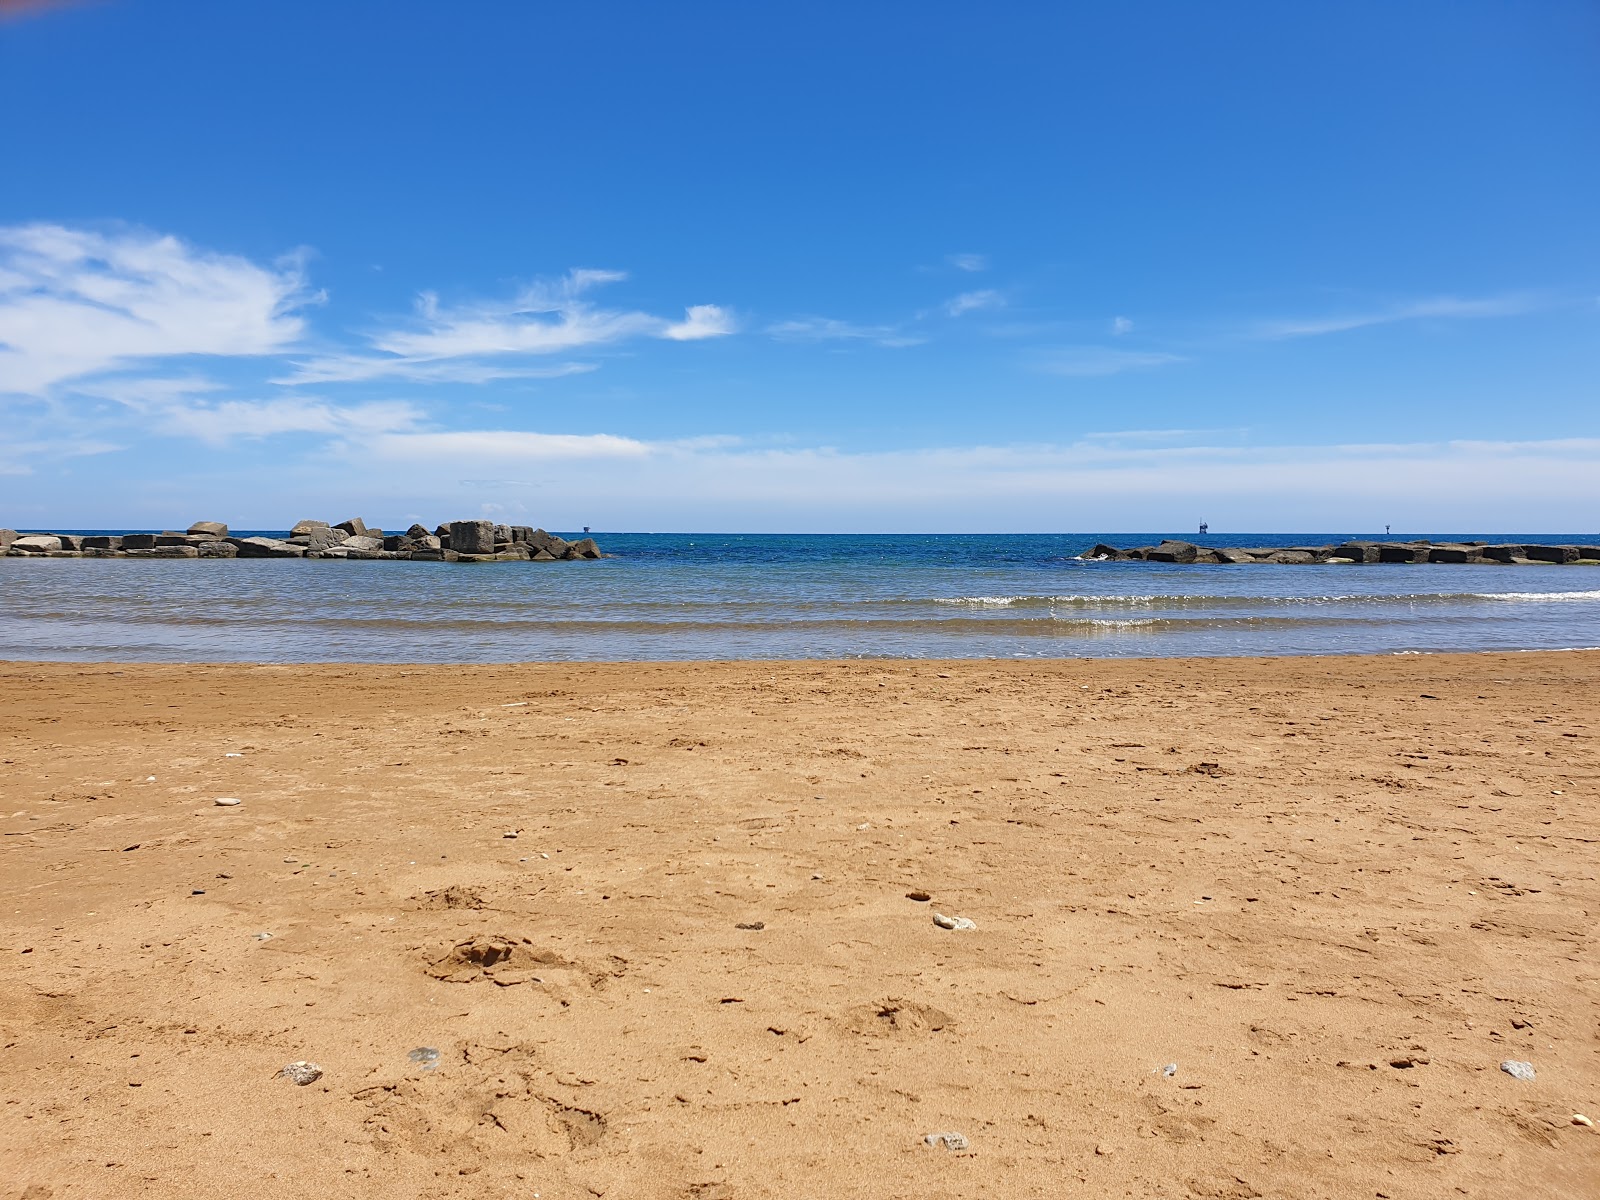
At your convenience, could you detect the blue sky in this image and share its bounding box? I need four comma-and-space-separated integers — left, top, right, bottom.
1, 0, 1596, 531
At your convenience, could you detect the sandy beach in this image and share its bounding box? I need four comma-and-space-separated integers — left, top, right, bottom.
1, 651, 1596, 1199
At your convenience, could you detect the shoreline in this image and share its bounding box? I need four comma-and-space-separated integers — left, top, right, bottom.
3, 649, 1597, 1198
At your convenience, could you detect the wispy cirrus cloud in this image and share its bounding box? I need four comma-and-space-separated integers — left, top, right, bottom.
765, 317, 925, 348
943, 289, 1004, 317
71, 373, 423, 446
0, 223, 312, 395
1252, 293, 1542, 340
281, 270, 735, 384
946, 253, 989, 272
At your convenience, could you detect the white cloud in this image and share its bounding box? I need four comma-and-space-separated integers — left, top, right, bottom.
766, 317, 925, 348
1111, 316, 1133, 335
281, 432, 1600, 532
364, 430, 650, 461
158, 397, 423, 445
283, 270, 734, 384
947, 253, 989, 272
281, 357, 597, 386
71, 373, 422, 446
0, 223, 311, 395
1033, 346, 1185, 377
662, 303, 738, 341
1254, 294, 1539, 340
944, 289, 1004, 317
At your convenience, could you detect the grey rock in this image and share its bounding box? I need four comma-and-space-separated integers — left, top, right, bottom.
1523, 544, 1578, 564
334, 517, 369, 537
188, 521, 228, 537
121, 533, 158, 549
290, 519, 332, 537
569, 537, 602, 559
1082, 543, 1127, 560
923, 1132, 969, 1151
12, 535, 62, 553
932, 912, 976, 931
82, 535, 123, 550
1332, 541, 1380, 563
526, 528, 572, 557
1500, 1060, 1536, 1081
0, 529, 15, 553
1214, 547, 1256, 564
1146, 539, 1198, 564
56, 534, 85, 551
155, 533, 193, 547
1160, 1062, 1178, 1078
408, 1047, 441, 1071
340, 535, 383, 552
1481, 544, 1526, 564
197, 540, 237, 558
448, 519, 496, 554
280, 1060, 323, 1085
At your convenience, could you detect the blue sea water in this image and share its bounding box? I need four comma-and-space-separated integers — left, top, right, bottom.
1, 532, 1597, 662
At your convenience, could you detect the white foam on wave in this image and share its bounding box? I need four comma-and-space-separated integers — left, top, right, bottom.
1476, 590, 1600, 603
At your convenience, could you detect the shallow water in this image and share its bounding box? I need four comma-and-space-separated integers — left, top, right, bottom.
2, 532, 1597, 662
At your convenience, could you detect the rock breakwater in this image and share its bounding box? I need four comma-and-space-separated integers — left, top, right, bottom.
1, 518, 603, 563
1083, 539, 1600, 565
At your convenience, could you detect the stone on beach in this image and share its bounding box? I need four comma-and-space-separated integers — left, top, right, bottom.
187, 521, 228, 537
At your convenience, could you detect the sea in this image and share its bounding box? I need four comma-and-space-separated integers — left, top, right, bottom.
2, 532, 1597, 663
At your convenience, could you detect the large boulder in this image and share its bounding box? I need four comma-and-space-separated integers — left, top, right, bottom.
197, 540, 237, 558
82, 535, 123, 550
1332, 542, 1379, 563
1263, 550, 1318, 564
11, 535, 62, 553
568, 537, 602, 559
291, 519, 332, 537
334, 517, 369, 537
1080, 543, 1126, 560
526, 528, 572, 557
1213, 547, 1256, 564
121, 533, 158, 549
1481, 545, 1526, 564
449, 520, 497, 555
56, 534, 86, 551
1146, 540, 1198, 564
155, 533, 193, 547
1523, 544, 1579, 564
188, 521, 228, 537
290, 527, 349, 551
492, 523, 512, 546
1377, 544, 1418, 563
0, 529, 15, 553
235, 537, 306, 558
340, 535, 384, 552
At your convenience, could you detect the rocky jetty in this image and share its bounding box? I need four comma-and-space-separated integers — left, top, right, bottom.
1082, 539, 1600, 565
1, 519, 604, 563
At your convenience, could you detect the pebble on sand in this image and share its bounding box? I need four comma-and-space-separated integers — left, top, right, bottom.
214, 797, 241, 806
1500, 1060, 1536, 1081
280, 1061, 323, 1085
932, 912, 976, 931
1573, 1114, 1594, 1128
1160, 1062, 1178, 1078
924, 1132, 970, 1151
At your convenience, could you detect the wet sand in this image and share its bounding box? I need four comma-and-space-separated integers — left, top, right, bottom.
1, 652, 1597, 1199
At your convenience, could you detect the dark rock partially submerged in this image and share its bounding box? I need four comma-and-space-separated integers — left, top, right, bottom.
1082, 539, 1600, 565
4, 517, 606, 564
